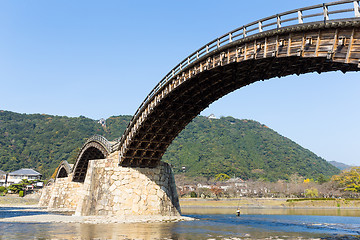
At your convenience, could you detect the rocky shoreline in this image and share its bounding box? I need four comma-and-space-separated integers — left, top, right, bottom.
0, 205, 194, 224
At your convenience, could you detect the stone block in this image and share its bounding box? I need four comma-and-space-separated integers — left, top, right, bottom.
109, 183, 117, 192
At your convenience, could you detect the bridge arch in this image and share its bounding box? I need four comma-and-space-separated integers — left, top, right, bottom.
72, 135, 111, 182
55, 161, 73, 178
114, 1, 360, 168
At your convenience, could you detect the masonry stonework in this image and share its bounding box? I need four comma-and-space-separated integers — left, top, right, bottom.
39, 152, 180, 216
39, 176, 83, 210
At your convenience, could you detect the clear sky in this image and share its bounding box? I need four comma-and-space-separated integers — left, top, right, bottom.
1, 0, 359, 166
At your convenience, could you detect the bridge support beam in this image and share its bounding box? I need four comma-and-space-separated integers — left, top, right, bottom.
39, 153, 180, 216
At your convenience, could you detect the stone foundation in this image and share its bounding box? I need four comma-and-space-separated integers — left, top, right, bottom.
39, 153, 180, 216
39, 176, 83, 210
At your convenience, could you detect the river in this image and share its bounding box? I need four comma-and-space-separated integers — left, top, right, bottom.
0, 207, 359, 239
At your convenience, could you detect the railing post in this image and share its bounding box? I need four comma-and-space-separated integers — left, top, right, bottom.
196, 51, 199, 59
243, 26, 247, 38
298, 10, 303, 24
354, 1, 360, 17
206, 45, 209, 53
323, 3, 329, 22
258, 21, 263, 32
217, 39, 220, 48
277, 15, 281, 29
229, 32, 233, 42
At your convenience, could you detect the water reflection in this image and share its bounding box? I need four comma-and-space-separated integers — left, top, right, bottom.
78, 223, 179, 240
0, 222, 182, 240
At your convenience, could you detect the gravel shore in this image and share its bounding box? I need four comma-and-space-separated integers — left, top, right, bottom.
0, 205, 194, 224
1, 195, 193, 223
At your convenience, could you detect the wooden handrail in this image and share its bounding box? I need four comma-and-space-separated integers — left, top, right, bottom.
85, 135, 112, 153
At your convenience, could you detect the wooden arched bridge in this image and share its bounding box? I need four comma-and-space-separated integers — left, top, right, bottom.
72, 0, 360, 182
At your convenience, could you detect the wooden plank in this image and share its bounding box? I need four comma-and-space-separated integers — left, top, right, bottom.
256, 39, 265, 59
349, 48, 360, 52
318, 46, 334, 52
238, 46, 245, 62
349, 50, 360, 59
346, 28, 355, 63
265, 36, 277, 57
244, 43, 248, 61
315, 30, 321, 57
277, 36, 288, 57
247, 42, 255, 59
264, 37, 267, 58
287, 33, 291, 56
333, 52, 348, 59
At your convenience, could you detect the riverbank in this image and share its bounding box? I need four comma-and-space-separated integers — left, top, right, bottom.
180, 197, 360, 209
0, 205, 193, 224
0, 193, 40, 206
0, 195, 193, 224
2, 194, 360, 209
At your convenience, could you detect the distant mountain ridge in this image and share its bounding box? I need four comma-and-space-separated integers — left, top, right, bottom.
328, 161, 354, 170
0, 110, 340, 180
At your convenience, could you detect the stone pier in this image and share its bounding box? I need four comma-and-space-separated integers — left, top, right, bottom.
39, 152, 181, 216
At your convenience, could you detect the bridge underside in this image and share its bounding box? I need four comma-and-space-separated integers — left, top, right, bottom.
55, 160, 73, 178
121, 58, 358, 168
72, 142, 109, 182
57, 167, 68, 178
119, 23, 360, 168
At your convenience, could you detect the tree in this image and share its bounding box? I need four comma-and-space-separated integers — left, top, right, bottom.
332, 167, 360, 193
7, 184, 24, 193
214, 173, 230, 182
317, 174, 329, 184
305, 187, 319, 198
210, 185, 223, 199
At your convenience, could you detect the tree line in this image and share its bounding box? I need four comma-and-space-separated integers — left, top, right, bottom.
0, 110, 340, 181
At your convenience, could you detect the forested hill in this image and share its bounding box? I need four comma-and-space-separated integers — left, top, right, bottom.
164, 117, 340, 181
0, 110, 340, 180
0, 110, 131, 177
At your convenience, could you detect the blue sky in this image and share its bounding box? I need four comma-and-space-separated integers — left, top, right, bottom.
1, 0, 359, 166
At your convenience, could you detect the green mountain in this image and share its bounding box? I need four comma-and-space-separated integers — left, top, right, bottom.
163, 116, 340, 181
0, 110, 340, 180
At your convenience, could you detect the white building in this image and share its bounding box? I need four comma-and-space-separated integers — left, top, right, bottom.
6, 168, 42, 186
207, 114, 217, 119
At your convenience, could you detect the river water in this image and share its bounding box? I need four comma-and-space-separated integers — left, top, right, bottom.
0, 207, 359, 239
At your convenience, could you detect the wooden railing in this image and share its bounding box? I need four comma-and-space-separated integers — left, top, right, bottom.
116, 0, 360, 152
85, 135, 112, 154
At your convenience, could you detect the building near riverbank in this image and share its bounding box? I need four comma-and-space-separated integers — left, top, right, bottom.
6, 169, 42, 186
